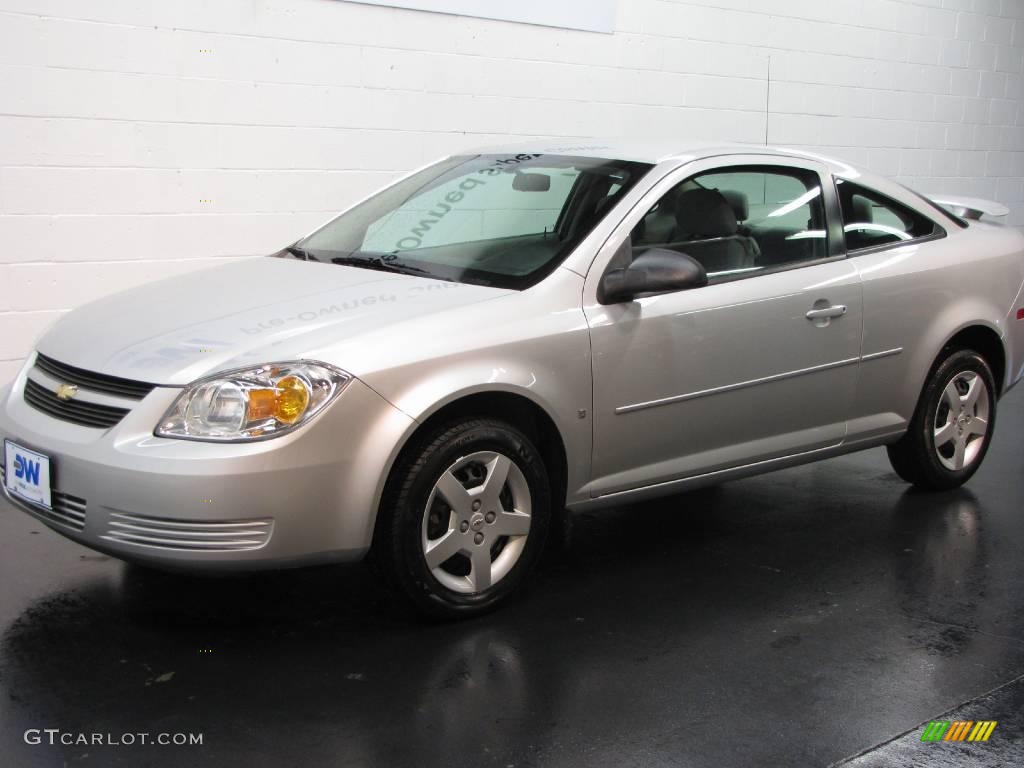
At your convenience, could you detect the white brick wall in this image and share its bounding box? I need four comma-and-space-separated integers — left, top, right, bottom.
1, 0, 1022, 382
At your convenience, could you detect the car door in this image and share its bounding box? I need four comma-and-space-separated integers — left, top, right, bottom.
582, 155, 863, 498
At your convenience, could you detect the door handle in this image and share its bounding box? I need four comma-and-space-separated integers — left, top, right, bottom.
806, 304, 847, 320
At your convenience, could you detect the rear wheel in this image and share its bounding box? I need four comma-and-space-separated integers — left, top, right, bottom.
887, 349, 996, 491
374, 418, 550, 618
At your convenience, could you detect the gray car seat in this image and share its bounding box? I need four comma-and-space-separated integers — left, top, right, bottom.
669, 189, 759, 274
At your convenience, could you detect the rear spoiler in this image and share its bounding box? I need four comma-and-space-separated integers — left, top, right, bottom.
925, 194, 1009, 221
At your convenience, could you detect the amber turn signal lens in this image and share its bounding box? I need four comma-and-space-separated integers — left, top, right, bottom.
274, 375, 310, 424
246, 388, 276, 420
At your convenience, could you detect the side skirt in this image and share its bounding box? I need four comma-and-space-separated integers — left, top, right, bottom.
566, 431, 905, 513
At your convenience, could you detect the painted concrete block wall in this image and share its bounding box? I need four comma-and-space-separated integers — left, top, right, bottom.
0, 0, 1022, 382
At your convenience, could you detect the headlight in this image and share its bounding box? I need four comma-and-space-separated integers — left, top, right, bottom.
155, 362, 351, 442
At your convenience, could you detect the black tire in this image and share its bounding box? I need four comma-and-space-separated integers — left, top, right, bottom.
887, 348, 996, 491
373, 418, 550, 618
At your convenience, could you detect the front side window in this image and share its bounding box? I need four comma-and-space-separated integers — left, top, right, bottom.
836, 179, 939, 251
290, 154, 651, 290
629, 165, 828, 281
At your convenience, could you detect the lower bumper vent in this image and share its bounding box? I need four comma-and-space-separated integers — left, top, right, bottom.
102, 511, 273, 552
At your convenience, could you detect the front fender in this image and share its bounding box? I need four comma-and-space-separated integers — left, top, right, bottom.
368, 346, 593, 513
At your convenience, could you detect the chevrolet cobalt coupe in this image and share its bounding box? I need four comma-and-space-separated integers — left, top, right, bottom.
3, 143, 1024, 616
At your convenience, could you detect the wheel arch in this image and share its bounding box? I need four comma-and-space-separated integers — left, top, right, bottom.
891, 314, 1008, 435
935, 322, 1007, 396
369, 385, 571, 543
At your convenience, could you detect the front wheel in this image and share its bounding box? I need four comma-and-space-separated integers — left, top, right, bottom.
373, 418, 550, 618
887, 349, 996, 491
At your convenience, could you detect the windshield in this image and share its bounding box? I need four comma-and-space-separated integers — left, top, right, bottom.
286, 153, 652, 289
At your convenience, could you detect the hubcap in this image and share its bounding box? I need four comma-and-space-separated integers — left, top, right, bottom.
933, 370, 989, 471
420, 451, 532, 594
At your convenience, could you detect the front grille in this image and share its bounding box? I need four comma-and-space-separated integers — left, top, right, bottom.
23, 378, 130, 429
0, 465, 87, 531
102, 512, 273, 552
34, 353, 155, 400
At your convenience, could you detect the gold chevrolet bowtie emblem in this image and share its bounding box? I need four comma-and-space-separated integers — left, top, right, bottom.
55, 383, 78, 401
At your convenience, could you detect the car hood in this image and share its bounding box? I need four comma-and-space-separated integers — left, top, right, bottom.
36, 257, 514, 386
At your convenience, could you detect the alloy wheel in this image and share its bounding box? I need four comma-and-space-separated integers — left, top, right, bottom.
933, 370, 990, 471
420, 451, 532, 594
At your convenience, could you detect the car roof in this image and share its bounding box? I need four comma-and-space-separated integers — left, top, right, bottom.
461, 139, 855, 172
460, 139, 966, 234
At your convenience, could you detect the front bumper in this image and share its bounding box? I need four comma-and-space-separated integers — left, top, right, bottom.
0, 359, 414, 570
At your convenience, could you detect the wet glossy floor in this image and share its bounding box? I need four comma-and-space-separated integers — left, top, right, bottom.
2, 390, 1023, 767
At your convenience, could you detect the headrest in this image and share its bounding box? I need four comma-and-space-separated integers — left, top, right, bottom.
719, 189, 749, 221
675, 188, 738, 237
851, 195, 873, 224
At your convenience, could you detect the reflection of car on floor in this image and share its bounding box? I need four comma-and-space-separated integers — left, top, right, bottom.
2, 141, 1023, 616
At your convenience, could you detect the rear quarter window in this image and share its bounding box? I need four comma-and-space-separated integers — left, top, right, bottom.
836, 179, 941, 251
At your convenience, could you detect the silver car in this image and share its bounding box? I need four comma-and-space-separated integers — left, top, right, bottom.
3, 142, 1023, 616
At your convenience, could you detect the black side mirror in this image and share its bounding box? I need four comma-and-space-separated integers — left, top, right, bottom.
598, 248, 707, 304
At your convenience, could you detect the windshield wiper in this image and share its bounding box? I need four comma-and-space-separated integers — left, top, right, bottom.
284, 245, 317, 261
287, 246, 436, 278
330, 255, 432, 276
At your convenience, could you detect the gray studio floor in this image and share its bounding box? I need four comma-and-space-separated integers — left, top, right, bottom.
1, 389, 1023, 767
